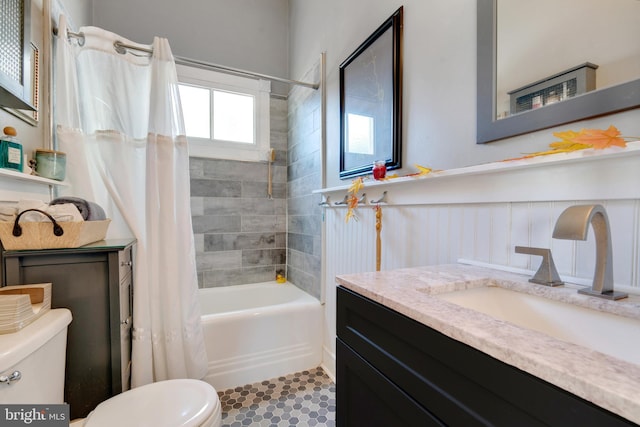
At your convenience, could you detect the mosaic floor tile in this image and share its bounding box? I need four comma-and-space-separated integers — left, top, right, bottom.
218, 367, 335, 427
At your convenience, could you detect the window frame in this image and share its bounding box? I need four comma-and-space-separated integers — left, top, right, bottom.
176, 64, 271, 161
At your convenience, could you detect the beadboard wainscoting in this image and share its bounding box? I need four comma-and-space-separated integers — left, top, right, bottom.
319, 143, 640, 378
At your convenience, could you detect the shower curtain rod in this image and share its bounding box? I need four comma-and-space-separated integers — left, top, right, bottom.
62, 30, 320, 90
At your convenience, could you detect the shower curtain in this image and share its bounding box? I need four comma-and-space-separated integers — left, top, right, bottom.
54, 16, 207, 387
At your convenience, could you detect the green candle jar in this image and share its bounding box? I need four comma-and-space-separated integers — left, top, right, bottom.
35, 149, 66, 181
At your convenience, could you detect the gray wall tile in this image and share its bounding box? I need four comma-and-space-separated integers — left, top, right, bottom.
197, 250, 242, 271
242, 215, 286, 233
191, 96, 289, 289
192, 215, 241, 233
242, 248, 286, 266
286, 62, 323, 298
191, 87, 322, 299
191, 179, 242, 197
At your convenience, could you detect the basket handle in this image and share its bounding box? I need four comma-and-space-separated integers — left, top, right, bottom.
13, 209, 65, 237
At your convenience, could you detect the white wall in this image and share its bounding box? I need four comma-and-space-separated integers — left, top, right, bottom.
56, 0, 93, 28
93, 0, 290, 95
288, 0, 640, 188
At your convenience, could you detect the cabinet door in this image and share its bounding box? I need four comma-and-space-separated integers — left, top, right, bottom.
337, 339, 444, 427
5, 253, 112, 419
0, 0, 36, 110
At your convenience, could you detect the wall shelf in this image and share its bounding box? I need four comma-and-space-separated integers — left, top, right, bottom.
315, 141, 640, 205
0, 167, 67, 186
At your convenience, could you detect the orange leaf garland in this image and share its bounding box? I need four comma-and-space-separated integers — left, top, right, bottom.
575, 125, 626, 149
345, 177, 364, 223
504, 125, 630, 162
348, 176, 364, 194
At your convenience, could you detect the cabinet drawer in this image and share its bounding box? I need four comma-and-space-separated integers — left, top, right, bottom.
336, 338, 443, 427
337, 286, 635, 427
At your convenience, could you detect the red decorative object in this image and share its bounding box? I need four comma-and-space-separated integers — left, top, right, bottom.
373, 161, 386, 180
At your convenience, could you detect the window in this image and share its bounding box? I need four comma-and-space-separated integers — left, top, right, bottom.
176, 64, 271, 161
346, 113, 374, 155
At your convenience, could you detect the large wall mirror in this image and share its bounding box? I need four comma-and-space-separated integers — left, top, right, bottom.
477, 0, 640, 143
339, 7, 403, 179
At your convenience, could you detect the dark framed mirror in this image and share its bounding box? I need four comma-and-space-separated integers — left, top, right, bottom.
339, 6, 402, 179
477, 0, 640, 144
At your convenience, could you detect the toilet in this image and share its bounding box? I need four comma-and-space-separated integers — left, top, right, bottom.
0, 309, 222, 427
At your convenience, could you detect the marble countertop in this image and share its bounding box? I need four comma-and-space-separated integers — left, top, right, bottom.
336, 264, 640, 425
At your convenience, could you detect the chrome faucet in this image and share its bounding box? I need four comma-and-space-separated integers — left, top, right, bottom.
514, 246, 563, 286
552, 204, 627, 300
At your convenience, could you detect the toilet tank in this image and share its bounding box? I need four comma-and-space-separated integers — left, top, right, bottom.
0, 308, 72, 404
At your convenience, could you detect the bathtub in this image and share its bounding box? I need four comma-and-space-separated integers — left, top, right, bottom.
199, 281, 323, 391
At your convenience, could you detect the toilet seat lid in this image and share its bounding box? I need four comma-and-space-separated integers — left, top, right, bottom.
85, 379, 219, 427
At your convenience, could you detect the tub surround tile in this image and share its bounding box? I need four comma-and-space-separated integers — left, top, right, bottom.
288, 174, 320, 199
242, 181, 287, 199
288, 233, 316, 256
197, 251, 242, 271
272, 165, 288, 182
286, 66, 322, 300
288, 263, 321, 300
242, 248, 286, 267
288, 154, 321, 182
270, 99, 289, 133
203, 197, 285, 216
242, 215, 286, 233
270, 132, 288, 152
193, 233, 205, 252
199, 158, 268, 181
288, 215, 322, 236
190, 97, 289, 290
287, 194, 315, 217
202, 266, 279, 288
192, 215, 241, 234
336, 264, 640, 425
191, 179, 242, 198
191, 197, 204, 216
204, 234, 224, 251
206, 233, 278, 252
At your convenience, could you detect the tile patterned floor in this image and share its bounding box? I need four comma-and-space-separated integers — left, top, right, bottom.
218, 367, 336, 427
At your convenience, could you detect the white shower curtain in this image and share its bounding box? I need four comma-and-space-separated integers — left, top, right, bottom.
54, 16, 207, 387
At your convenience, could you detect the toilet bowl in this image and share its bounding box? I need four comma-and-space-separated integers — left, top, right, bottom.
71, 378, 221, 427
0, 309, 221, 427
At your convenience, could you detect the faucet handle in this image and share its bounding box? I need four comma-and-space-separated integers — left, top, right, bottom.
515, 246, 564, 287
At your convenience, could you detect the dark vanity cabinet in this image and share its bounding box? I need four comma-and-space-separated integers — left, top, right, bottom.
1, 239, 135, 419
336, 286, 636, 427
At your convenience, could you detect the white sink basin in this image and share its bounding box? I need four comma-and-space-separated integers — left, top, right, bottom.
435, 285, 640, 366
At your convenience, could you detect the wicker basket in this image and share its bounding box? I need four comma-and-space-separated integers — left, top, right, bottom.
0, 209, 110, 250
